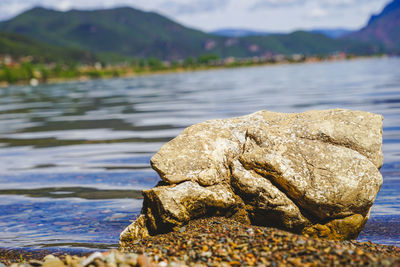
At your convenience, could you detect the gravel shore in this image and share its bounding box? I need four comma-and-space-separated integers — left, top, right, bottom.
1, 217, 399, 266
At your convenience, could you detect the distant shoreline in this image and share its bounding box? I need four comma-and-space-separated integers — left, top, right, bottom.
0, 55, 390, 89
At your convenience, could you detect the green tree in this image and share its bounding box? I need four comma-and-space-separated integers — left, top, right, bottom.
138, 59, 147, 68
2, 65, 17, 83
22, 62, 34, 80
197, 54, 219, 65
39, 66, 49, 81
148, 57, 164, 70
183, 57, 195, 67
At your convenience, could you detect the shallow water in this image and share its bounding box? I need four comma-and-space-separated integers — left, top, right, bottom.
0, 57, 399, 250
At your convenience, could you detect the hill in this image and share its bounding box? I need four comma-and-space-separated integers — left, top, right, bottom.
238, 31, 376, 56
309, 29, 353, 39
210, 28, 271, 37
212, 28, 353, 39
0, 31, 95, 63
345, 0, 400, 53
0, 7, 215, 61
0, 7, 379, 61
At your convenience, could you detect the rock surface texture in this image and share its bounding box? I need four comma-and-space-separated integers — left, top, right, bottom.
120, 109, 383, 247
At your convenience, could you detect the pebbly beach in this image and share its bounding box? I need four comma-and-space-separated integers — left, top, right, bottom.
1, 216, 400, 266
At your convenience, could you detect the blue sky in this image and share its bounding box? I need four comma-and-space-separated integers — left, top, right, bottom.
0, 0, 392, 32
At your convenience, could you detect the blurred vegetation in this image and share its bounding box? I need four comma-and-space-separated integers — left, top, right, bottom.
2, 51, 372, 85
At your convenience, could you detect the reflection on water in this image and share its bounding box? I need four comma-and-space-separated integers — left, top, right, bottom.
0, 57, 400, 249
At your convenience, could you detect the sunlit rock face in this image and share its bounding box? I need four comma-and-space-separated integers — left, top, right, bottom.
120, 109, 383, 247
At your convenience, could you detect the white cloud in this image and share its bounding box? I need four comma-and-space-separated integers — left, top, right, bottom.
0, 0, 35, 21
251, 0, 304, 9
161, 0, 230, 15
57, 0, 72, 11
251, 0, 388, 9
308, 6, 328, 18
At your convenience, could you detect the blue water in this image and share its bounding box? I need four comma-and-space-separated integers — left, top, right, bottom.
0, 57, 399, 250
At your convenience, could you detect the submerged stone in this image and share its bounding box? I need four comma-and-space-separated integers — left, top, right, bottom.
120, 109, 383, 246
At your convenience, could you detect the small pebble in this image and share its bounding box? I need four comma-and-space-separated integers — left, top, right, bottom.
81, 252, 103, 267
136, 254, 151, 267
43, 255, 56, 262
28, 260, 42, 267
42, 257, 64, 267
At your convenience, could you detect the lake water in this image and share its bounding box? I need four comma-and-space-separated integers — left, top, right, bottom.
0, 57, 399, 251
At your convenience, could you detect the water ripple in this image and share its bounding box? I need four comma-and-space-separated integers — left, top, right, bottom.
0, 57, 399, 249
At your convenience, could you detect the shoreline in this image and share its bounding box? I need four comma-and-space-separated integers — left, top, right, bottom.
1, 217, 399, 266
0, 55, 388, 89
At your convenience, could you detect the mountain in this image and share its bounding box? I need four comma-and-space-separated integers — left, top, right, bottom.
0, 7, 215, 61
0, 31, 95, 63
345, 0, 400, 53
211, 28, 271, 37
240, 31, 375, 56
212, 28, 353, 39
309, 29, 353, 39
0, 7, 379, 61
195, 30, 374, 58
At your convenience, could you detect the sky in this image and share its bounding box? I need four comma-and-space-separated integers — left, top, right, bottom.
0, 0, 392, 32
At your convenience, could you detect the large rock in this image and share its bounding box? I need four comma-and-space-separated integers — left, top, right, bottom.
120, 109, 383, 247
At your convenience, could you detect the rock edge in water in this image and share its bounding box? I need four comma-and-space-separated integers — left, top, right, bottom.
120, 109, 384, 246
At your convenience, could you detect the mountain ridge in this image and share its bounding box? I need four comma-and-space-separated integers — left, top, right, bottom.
210, 28, 272, 37
345, 0, 400, 53
0, 6, 213, 61
0, 6, 388, 61
211, 28, 353, 39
